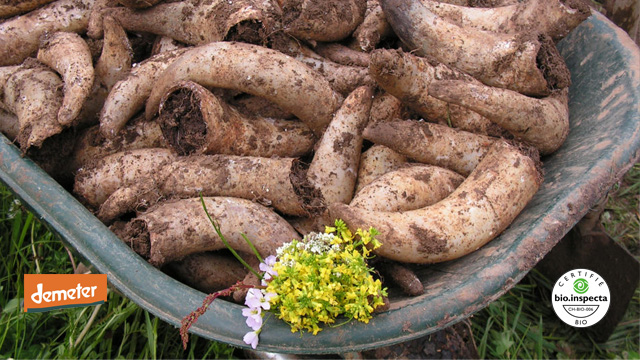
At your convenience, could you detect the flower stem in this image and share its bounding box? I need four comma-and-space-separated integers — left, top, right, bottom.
199, 194, 263, 280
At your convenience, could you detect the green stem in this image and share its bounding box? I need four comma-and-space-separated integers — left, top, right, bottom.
199, 195, 262, 280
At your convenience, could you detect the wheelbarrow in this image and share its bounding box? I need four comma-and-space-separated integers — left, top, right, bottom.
0, 11, 638, 355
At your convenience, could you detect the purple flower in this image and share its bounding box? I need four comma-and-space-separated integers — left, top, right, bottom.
259, 255, 278, 278
242, 307, 263, 331
243, 330, 260, 349
245, 288, 272, 310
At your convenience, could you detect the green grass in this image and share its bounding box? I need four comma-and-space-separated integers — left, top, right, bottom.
0, 185, 236, 359
0, 163, 638, 359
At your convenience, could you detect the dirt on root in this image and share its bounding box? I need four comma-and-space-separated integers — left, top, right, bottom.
537, 34, 572, 91
111, 219, 151, 260
290, 160, 326, 216
159, 88, 207, 155
225, 20, 268, 46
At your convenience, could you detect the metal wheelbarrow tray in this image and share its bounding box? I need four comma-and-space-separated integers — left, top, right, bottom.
0, 12, 638, 354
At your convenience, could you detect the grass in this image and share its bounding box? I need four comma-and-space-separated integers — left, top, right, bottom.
0, 163, 638, 359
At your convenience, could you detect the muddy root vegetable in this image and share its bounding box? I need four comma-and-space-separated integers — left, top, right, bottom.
308, 86, 374, 205
157, 81, 315, 157
88, 153, 325, 222
36, 32, 95, 127
151, 36, 186, 55
349, 0, 394, 51
330, 140, 543, 264
313, 43, 371, 68
0, 108, 19, 141
86, 0, 118, 39
420, 0, 590, 41
364, 120, 495, 176
354, 144, 407, 193
378, 261, 423, 296
0, 0, 94, 66
117, 196, 300, 266
277, 39, 374, 96
290, 86, 374, 233
165, 252, 248, 293
2, 60, 64, 150
117, 0, 164, 9
95, 16, 133, 91
73, 148, 176, 207
351, 164, 464, 212
369, 49, 506, 137
369, 91, 405, 125
429, 80, 570, 155
281, 0, 367, 42
99, 48, 189, 138
145, 42, 343, 137
0, 0, 57, 18
380, 0, 571, 96
69, 115, 166, 172
104, 0, 279, 46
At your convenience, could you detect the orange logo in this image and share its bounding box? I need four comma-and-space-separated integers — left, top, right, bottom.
24, 274, 107, 313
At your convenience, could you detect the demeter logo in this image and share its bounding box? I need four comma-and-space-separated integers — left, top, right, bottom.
24, 274, 107, 313
552, 269, 610, 327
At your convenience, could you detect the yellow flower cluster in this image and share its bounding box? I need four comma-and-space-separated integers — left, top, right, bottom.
265, 219, 387, 335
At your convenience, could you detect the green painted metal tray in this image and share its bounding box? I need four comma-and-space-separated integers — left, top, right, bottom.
1, 12, 639, 354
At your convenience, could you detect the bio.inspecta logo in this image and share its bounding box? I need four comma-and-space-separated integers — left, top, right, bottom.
24, 274, 107, 313
551, 269, 610, 327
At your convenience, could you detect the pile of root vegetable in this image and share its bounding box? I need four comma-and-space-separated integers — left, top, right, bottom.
0, 0, 591, 298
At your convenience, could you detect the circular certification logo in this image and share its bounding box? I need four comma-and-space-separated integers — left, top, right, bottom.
552, 269, 610, 328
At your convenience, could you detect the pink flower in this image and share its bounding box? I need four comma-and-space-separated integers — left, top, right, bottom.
242, 307, 263, 331
243, 330, 260, 349
245, 288, 273, 310
259, 255, 278, 278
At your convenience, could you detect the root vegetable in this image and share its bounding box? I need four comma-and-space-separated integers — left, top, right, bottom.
145, 42, 343, 137
378, 261, 423, 296
0, 108, 19, 140
329, 140, 543, 264
228, 95, 295, 120
308, 86, 374, 205
351, 164, 464, 212
420, 0, 590, 41
379, 0, 571, 96
354, 144, 407, 193
0, 0, 56, 18
369, 48, 506, 137
99, 48, 189, 138
37, 32, 95, 127
95, 16, 133, 91
281, 0, 367, 42
117, 196, 300, 266
73, 148, 176, 207
369, 91, 405, 125
2, 60, 64, 150
151, 36, 186, 55
349, 0, 394, 52
274, 36, 374, 96
364, 120, 495, 176
428, 80, 570, 155
69, 115, 166, 172
80, 152, 324, 222
104, 0, 279, 46
289, 86, 374, 233
117, 0, 163, 9
165, 252, 248, 293
0, 0, 94, 66
157, 81, 315, 157
86, 0, 118, 39
313, 43, 371, 67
